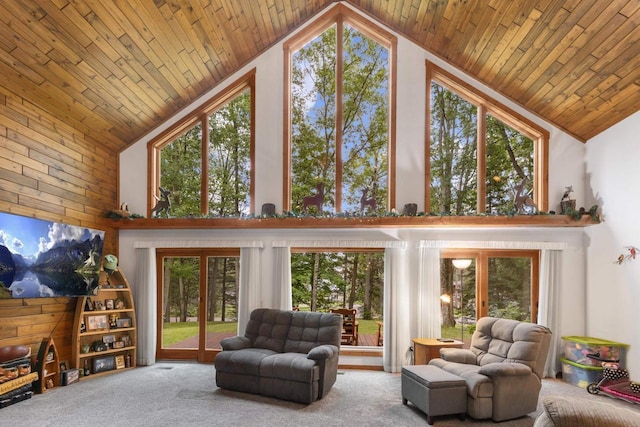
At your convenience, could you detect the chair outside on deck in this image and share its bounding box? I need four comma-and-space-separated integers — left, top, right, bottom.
330, 308, 358, 346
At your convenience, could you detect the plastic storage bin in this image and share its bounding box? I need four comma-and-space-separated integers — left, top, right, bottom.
562, 336, 629, 367
560, 357, 602, 388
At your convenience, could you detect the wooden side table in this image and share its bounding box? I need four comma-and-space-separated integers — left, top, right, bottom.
412, 338, 463, 365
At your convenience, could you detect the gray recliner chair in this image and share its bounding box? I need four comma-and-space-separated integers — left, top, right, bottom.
429, 317, 552, 421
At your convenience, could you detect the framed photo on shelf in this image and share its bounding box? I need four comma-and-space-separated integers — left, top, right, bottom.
114, 298, 125, 309
113, 341, 125, 349
93, 356, 115, 373
87, 314, 108, 331
116, 318, 132, 328
115, 355, 125, 369
121, 335, 131, 347
105, 299, 114, 310
93, 300, 104, 311
59, 360, 68, 372
102, 334, 116, 347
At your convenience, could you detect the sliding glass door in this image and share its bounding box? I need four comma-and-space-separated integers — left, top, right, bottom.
156, 249, 239, 362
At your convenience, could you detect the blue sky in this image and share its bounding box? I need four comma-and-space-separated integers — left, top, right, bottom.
0, 212, 104, 261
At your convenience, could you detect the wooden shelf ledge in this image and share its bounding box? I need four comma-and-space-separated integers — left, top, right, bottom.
105, 214, 599, 230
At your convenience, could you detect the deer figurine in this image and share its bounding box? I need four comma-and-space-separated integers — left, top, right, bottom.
514, 177, 537, 214
151, 187, 171, 217
360, 187, 376, 213
302, 183, 324, 214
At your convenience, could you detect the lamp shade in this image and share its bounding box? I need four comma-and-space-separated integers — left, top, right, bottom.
452, 258, 472, 269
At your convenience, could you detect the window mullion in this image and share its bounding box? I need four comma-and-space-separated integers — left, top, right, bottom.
335, 19, 344, 212
477, 105, 487, 213
201, 114, 209, 216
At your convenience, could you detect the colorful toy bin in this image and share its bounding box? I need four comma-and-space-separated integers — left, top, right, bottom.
562, 336, 629, 368
560, 357, 602, 388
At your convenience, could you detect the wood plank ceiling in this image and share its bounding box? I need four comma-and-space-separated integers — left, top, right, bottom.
1, 0, 638, 154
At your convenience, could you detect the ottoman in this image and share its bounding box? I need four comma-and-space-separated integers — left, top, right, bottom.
402, 365, 467, 424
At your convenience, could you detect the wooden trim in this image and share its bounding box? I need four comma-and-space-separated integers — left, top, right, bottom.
426, 61, 550, 212
477, 104, 487, 213
148, 69, 257, 217
108, 214, 598, 229
282, 3, 397, 213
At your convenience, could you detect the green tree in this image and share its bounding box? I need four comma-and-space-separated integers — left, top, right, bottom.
290, 24, 389, 213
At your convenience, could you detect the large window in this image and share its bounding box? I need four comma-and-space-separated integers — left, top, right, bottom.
291, 248, 384, 347
426, 63, 549, 215
149, 70, 255, 217
440, 250, 540, 347
284, 5, 396, 214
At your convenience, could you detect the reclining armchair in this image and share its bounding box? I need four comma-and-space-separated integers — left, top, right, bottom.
429, 317, 552, 421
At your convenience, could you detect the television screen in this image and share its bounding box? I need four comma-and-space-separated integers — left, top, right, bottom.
0, 212, 105, 298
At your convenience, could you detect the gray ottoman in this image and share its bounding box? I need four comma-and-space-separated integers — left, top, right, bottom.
402, 365, 467, 425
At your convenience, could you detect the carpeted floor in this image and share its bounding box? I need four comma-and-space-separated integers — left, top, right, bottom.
1, 362, 638, 426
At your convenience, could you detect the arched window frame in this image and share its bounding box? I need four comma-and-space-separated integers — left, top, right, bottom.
147, 69, 256, 217
425, 62, 549, 213
282, 4, 397, 212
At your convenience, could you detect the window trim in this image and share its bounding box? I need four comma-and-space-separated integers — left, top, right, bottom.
147, 69, 256, 217
282, 3, 397, 212
425, 62, 549, 214
155, 247, 240, 362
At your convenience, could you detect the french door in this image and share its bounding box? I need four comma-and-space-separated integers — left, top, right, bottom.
155, 248, 239, 362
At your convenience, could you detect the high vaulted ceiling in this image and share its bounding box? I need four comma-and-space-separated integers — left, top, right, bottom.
1, 1, 638, 153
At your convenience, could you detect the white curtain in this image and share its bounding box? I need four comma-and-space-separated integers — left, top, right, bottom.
383, 246, 411, 372
271, 247, 292, 310
539, 249, 562, 378
237, 247, 262, 336
416, 247, 442, 339
134, 248, 157, 366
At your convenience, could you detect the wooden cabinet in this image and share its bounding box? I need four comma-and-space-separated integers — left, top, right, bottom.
34, 337, 60, 393
72, 269, 137, 379
412, 338, 463, 365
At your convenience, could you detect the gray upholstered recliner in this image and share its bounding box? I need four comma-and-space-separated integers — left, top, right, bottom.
214, 308, 342, 404
429, 317, 552, 422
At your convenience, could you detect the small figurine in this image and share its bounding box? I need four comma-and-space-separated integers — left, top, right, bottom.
151, 187, 171, 217
302, 183, 324, 214
561, 185, 574, 202
360, 187, 376, 213
514, 177, 537, 214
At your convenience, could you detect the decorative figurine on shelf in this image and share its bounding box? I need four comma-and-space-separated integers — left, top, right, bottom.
103, 254, 118, 288
360, 187, 377, 213
302, 183, 324, 215
560, 185, 576, 214
514, 177, 538, 214
150, 187, 171, 218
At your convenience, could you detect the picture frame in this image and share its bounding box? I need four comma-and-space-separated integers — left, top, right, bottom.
93, 356, 115, 373
113, 341, 125, 349
105, 299, 114, 310
87, 314, 108, 331
85, 297, 94, 311
61, 368, 80, 386
121, 335, 131, 347
59, 360, 68, 372
114, 298, 125, 309
115, 355, 125, 369
102, 334, 116, 347
93, 300, 104, 311
116, 317, 132, 328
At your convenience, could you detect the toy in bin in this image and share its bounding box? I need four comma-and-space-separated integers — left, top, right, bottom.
562, 336, 629, 367
586, 352, 640, 405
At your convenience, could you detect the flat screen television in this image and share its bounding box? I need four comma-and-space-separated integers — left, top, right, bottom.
0, 212, 105, 298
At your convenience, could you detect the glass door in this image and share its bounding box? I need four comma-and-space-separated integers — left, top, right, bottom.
156, 249, 239, 362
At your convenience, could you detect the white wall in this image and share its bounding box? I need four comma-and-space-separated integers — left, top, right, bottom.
118, 2, 592, 366
585, 110, 640, 375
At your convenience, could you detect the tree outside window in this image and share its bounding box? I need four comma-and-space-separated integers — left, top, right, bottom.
150, 72, 255, 217
427, 63, 548, 215
285, 6, 396, 214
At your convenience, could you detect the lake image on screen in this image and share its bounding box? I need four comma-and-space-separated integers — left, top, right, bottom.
0, 212, 105, 298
